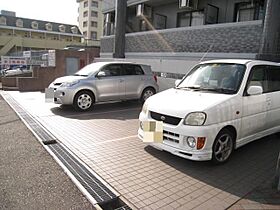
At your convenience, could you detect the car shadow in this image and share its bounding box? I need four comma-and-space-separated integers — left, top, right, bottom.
50, 100, 142, 121
144, 134, 280, 205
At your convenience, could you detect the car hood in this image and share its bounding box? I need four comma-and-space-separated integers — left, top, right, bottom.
146, 88, 234, 118
53, 75, 86, 84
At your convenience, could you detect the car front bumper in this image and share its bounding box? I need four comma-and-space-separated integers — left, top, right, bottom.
138, 112, 219, 161
46, 86, 76, 105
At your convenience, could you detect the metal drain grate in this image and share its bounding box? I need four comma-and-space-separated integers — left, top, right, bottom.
49, 143, 117, 204
4, 95, 57, 144
2, 94, 124, 206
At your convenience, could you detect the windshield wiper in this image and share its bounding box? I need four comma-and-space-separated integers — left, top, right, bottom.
176, 86, 202, 90
74, 74, 88, 77
199, 87, 236, 94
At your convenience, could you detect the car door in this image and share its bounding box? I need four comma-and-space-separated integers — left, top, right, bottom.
123, 64, 145, 99
94, 64, 125, 102
240, 65, 269, 144
265, 65, 280, 131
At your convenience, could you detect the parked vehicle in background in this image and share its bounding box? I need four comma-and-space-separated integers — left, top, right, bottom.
47, 61, 158, 111
1, 66, 32, 76
138, 59, 280, 164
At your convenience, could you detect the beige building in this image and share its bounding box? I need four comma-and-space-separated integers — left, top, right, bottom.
0, 10, 83, 56
77, 0, 103, 46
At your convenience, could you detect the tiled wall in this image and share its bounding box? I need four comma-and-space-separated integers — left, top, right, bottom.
101, 21, 262, 54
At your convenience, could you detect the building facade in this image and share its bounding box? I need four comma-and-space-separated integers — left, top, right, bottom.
100, 0, 269, 76
77, 0, 103, 46
0, 10, 83, 56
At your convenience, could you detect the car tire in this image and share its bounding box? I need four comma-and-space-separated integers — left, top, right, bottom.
212, 129, 234, 164
73, 90, 95, 111
140, 87, 155, 103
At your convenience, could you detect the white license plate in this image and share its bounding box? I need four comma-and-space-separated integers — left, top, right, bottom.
45, 88, 54, 103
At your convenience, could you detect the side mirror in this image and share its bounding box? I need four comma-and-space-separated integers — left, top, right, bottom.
247, 86, 263, 96
96, 71, 106, 78
175, 79, 181, 87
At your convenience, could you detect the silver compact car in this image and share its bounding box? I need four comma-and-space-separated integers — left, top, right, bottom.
47, 61, 159, 111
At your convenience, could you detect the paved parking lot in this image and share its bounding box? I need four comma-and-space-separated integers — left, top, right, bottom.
2, 91, 280, 210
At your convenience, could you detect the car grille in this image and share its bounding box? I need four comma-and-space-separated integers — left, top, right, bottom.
150, 111, 181, 125
163, 130, 179, 143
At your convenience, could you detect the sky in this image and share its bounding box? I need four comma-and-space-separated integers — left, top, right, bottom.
1, 0, 79, 25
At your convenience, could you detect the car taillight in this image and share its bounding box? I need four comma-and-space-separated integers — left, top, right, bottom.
153, 74, 157, 83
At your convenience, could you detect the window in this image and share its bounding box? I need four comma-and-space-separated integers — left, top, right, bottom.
91, 11, 98, 17
83, 31, 87, 37
91, 31, 97, 40
84, 1, 88, 7
267, 66, 280, 92
71, 26, 78, 34
235, 2, 264, 22
0, 16, 7, 25
123, 65, 144, 75
83, 11, 88, 17
92, 1, 98, 8
83, 21, 88, 27
177, 10, 204, 27
246, 65, 268, 95
101, 64, 122, 77
16, 19, 23, 27
45, 23, 52, 31
31, 21, 38, 29
59, 25, 66, 32
91, 21, 98, 27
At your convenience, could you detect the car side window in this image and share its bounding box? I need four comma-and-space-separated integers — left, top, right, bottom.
245, 65, 268, 95
101, 64, 121, 77
267, 66, 280, 92
123, 64, 144, 76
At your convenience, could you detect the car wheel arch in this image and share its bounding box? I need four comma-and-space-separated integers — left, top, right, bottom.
73, 89, 96, 104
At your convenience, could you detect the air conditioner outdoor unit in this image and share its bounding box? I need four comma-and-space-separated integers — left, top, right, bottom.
179, 0, 198, 10
136, 4, 152, 18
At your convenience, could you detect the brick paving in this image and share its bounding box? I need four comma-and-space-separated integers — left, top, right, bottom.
2, 91, 280, 210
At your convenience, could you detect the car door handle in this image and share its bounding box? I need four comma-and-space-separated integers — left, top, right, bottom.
120, 79, 124, 83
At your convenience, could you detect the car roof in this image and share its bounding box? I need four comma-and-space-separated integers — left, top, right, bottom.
200, 59, 280, 66
91, 61, 148, 66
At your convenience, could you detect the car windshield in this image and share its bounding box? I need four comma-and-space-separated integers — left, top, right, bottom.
176, 63, 246, 94
74, 62, 105, 77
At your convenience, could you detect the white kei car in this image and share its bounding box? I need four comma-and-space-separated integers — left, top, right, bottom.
138, 59, 280, 164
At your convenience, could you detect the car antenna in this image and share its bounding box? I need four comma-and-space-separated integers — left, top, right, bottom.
199, 44, 213, 63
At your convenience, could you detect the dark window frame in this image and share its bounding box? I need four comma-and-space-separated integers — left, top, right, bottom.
176, 9, 205, 27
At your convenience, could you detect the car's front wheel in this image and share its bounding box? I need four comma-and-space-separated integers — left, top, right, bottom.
140, 87, 155, 103
73, 90, 95, 111
212, 129, 234, 164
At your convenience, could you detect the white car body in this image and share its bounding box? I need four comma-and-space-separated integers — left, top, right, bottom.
138, 59, 280, 162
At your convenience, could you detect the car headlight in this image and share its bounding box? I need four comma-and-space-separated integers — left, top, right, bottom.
142, 102, 148, 114
60, 80, 80, 87
186, 137, 196, 148
184, 112, 206, 126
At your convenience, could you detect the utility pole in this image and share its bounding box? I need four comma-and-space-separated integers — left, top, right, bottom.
258, 0, 280, 62
113, 0, 127, 58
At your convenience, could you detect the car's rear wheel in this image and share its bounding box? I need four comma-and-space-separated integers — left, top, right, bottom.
140, 87, 155, 102
73, 90, 95, 111
212, 129, 234, 164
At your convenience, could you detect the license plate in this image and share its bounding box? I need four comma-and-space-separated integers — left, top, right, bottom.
45, 88, 54, 103
142, 121, 163, 143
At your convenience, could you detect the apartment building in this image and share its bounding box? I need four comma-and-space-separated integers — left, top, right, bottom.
77, 0, 103, 46
0, 10, 82, 56
100, 0, 273, 76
